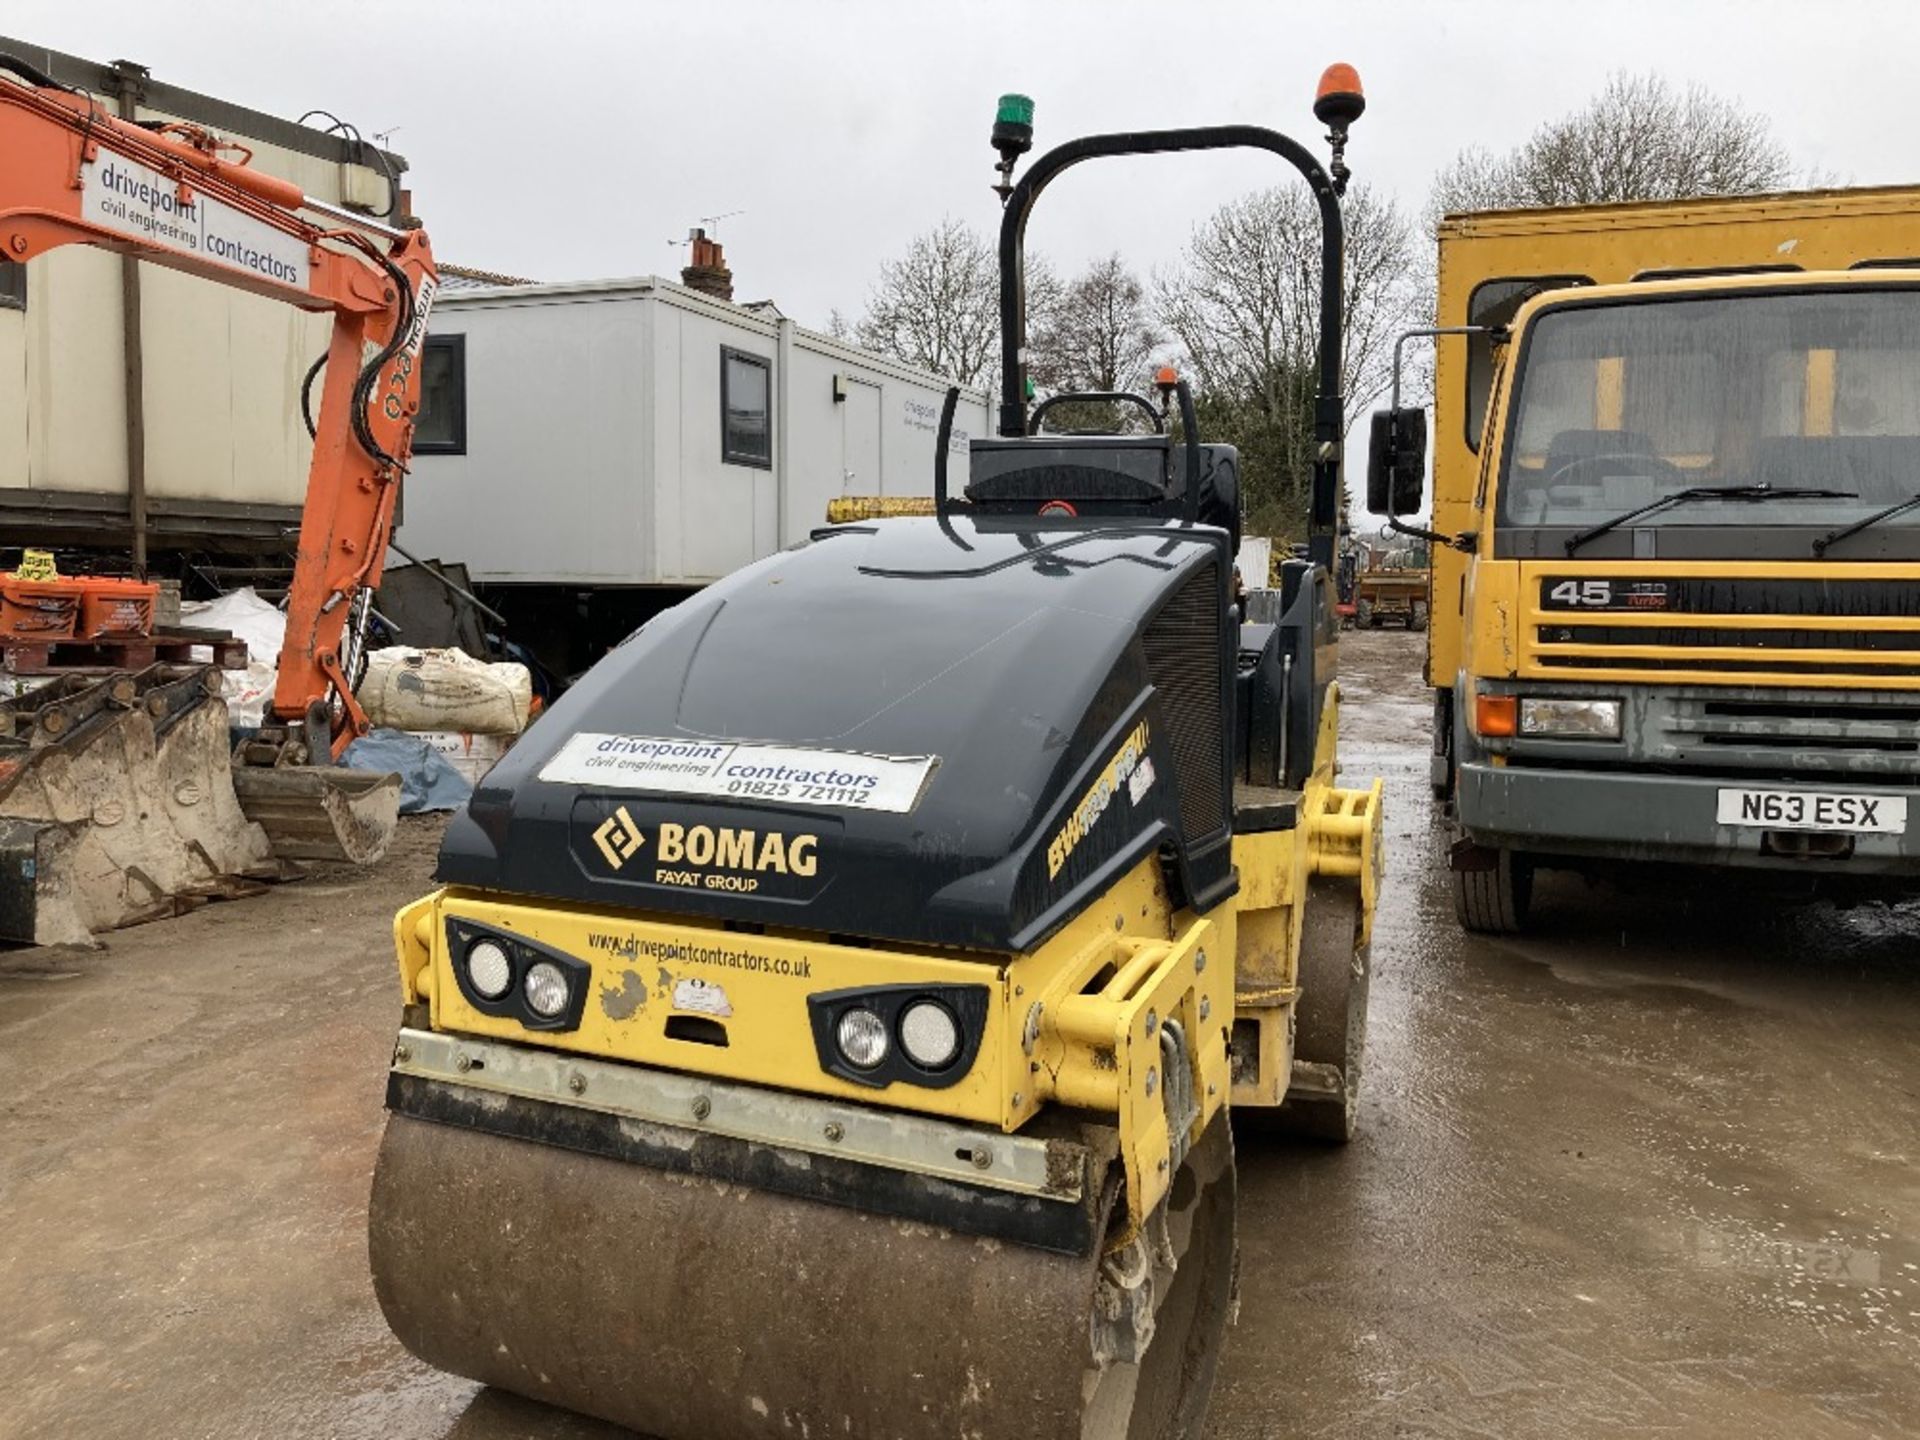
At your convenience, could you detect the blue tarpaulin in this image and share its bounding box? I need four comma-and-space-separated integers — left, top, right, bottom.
341, 729, 473, 813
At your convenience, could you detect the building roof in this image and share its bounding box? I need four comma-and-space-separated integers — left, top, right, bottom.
438, 263, 539, 291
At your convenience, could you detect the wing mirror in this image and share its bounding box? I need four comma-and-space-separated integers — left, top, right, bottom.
1367, 407, 1426, 516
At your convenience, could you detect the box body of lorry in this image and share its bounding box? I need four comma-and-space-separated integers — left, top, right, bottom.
1426, 188, 1920, 925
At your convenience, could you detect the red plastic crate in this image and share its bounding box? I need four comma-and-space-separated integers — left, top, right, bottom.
0, 578, 83, 640
78, 577, 159, 638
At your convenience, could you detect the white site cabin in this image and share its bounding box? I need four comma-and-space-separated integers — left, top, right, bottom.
399, 277, 989, 591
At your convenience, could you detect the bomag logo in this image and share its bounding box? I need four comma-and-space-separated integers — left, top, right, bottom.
592, 806, 646, 869
654, 822, 819, 894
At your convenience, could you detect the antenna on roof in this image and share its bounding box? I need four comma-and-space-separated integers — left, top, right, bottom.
669, 210, 746, 248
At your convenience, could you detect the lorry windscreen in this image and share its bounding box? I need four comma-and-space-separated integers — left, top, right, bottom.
1497, 289, 1920, 541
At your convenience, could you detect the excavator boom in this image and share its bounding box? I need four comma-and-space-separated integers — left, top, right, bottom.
0, 56, 435, 939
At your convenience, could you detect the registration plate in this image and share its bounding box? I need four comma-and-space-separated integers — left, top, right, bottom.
1715, 787, 1908, 835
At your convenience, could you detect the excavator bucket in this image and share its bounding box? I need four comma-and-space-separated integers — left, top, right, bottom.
0, 666, 274, 946
230, 765, 401, 866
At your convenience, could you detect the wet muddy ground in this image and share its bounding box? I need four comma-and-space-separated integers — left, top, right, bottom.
1, 626, 1915, 1438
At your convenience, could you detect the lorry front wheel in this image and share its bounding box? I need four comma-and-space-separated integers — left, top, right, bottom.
1409, 600, 1429, 632
1356, 599, 1375, 628
1452, 844, 1533, 934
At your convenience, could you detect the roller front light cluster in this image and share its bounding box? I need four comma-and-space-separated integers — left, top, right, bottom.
445, 921, 591, 1033
807, 983, 990, 1090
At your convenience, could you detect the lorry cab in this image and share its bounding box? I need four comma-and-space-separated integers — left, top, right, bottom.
1387, 200, 1920, 929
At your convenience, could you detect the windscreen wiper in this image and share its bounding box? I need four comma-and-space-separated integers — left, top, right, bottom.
1812, 491, 1920, 556
1564, 484, 1857, 556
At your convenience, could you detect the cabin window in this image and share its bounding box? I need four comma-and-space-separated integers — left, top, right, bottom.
414, 334, 466, 455
0, 260, 24, 313
722, 347, 773, 468
1465, 275, 1591, 450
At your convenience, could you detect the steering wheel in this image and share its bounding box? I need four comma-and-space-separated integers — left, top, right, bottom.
1547, 451, 1687, 487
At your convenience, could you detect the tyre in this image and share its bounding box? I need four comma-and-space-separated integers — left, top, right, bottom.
1409, 600, 1429, 632
1430, 689, 1454, 802
1452, 842, 1533, 934
1355, 599, 1374, 628
1270, 878, 1368, 1142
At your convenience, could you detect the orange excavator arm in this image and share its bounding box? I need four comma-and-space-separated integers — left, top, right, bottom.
0, 55, 437, 760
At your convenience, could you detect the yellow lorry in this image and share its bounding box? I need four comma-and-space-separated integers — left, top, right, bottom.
1370, 186, 1920, 931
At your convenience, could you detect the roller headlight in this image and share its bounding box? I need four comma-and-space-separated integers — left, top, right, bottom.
1519, 696, 1622, 739
465, 938, 513, 1000
524, 960, 571, 1019
898, 1000, 961, 1070
808, 983, 988, 1089
836, 1008, 890, 1069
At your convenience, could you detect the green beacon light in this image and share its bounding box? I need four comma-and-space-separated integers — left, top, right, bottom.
991, 93, 1035, 201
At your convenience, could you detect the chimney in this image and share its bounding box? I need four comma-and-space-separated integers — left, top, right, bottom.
681, 228, 734, 302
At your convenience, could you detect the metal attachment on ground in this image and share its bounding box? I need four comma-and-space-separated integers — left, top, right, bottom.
969, 1145, 993, 1170
690, 1095, 711, 1121
823, 1121, 844, 1142
567, 1072, 586, 1095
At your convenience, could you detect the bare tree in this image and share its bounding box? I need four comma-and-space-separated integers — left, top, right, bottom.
1429, 73, 1796, 224
852, 218, 1001, 388
1031, 255, 1162, 393
1157, 183, 1423, 537
851, 218, 1059, 391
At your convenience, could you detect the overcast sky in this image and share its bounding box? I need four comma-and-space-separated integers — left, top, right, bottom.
11, 0, 1920, 336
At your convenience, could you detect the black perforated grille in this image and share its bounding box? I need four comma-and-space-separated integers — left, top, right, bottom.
1144, 562, 1227, 841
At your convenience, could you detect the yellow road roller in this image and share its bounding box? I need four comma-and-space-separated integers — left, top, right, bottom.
370, 71, 1383, 1439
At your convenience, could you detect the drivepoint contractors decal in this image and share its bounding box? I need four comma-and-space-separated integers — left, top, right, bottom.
539, 734, 939, 814
81, 152, 311, 289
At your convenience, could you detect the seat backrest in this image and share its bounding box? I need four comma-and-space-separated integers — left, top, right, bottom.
1752, 435, 1920, 505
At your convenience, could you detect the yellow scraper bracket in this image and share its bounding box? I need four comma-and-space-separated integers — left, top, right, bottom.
1019, 913, 1232, 1247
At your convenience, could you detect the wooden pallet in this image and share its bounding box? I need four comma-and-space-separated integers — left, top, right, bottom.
1, 627, 248, 677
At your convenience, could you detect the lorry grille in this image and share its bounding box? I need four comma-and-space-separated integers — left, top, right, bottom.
1526, 573, 1920, 687
1144, 562, 1228, 842
1657, 691, 1920, 777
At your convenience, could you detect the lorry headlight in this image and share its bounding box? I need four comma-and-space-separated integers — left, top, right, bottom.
836, 1008, 890, 1069
524, 961, 572, 1018
1519, 696, 1622, 739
